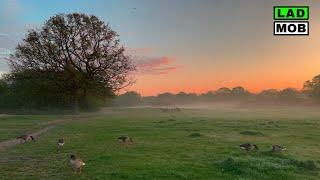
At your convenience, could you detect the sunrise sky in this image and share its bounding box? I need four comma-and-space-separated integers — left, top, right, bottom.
0, 0, 319, 96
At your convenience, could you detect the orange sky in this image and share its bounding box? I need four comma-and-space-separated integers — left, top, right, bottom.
117, 2, 320, 96
1, 1, 318, 97
125, 19, 320, 96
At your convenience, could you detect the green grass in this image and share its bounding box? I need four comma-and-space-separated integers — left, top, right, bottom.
0, 107, 320, 179
239, 131, 264, 136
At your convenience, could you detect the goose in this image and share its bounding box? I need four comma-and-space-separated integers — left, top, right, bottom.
16, 135, 35, 143
238, 143, 258, 151
161, 108, 169, 112
57, 138, 65, 148
173, 108, 181, 112
118, 136, 133, 143
271, 145, 286, 152
69, 155, 85, 174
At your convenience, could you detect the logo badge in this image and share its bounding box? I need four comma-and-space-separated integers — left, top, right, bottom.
273, 6, 309, 36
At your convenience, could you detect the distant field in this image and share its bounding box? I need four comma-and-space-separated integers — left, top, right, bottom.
0, 107, 320, 179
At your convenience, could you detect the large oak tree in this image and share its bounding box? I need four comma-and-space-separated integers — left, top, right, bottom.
8, 13, 135, 112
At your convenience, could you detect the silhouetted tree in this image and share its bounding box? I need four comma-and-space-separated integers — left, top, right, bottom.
142, 96, 157, 106
8, 13, 135, 112
216, 87, 231, 95
304, 75, 320, 101
279, 88, 300, 101
176, 92, 197, 103
215, 87, 232, 100
231, 86, 250, 96
199, 91, 215, 102
259, 89, 279, 98
115, 91, 141, 106
157, 92, 175, 105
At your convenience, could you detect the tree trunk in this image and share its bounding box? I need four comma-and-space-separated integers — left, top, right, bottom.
72, 96, 79, 114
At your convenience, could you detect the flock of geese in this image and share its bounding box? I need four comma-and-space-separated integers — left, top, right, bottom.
161, 108, 182, 112
15, 132, 285, 175
16, 134, 134, 174
16, 134, 286, 174
10, 106, 290, 176
238, 143, 286, 152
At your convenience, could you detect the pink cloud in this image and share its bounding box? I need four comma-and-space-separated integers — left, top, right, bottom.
134, 56, 179, 75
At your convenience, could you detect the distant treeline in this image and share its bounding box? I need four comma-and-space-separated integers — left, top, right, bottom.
110, 86, 318, 107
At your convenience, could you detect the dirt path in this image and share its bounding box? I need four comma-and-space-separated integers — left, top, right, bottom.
0, 110, 117, 151
0, 116, 76, 151
0, 125, 55, 151
0, 117, 77, 151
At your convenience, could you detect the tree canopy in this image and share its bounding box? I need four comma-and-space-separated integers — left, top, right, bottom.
304, 75, 320, 101
5, 13, 135, 112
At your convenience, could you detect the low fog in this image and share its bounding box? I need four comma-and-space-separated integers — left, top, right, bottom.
110, 86, 319, 110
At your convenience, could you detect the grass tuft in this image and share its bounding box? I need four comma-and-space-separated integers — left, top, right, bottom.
289, 159, 318, 171
217, 156, 318, 178
189, 132, 203, 138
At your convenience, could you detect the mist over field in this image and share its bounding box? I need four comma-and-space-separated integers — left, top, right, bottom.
110, 86, 319, 110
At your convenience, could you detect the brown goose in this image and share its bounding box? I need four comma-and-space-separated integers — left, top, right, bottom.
69, 155, 85, 174
238, 143, 258, 151
118, 136, 133, 143
271, 145, 286, 152
16, 135, 35, 143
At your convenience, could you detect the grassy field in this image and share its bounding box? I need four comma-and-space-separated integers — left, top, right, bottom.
0, 107, 320, 179
0, 115, 63, 142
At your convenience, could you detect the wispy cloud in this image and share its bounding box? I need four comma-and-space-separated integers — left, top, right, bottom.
126, 47, 153, 55
134, 56, 180, 75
